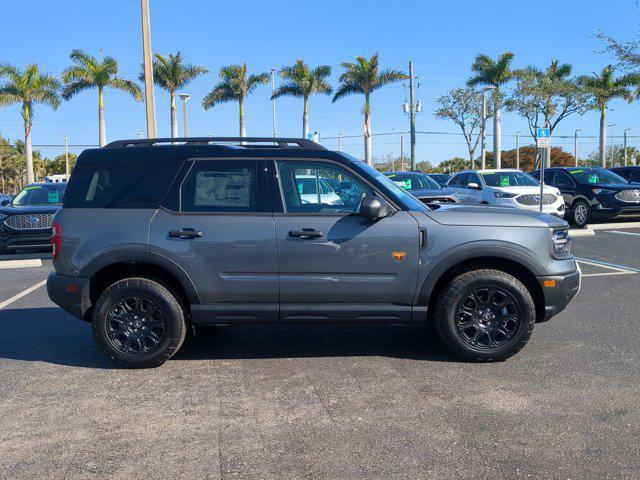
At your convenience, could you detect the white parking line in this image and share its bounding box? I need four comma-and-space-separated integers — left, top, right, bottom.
0, 280, 47, 310
605, 230, 640, 237
0, 259, 42, 269
575, 257, 640, 273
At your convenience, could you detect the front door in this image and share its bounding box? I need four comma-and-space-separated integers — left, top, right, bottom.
271, 159, 420, 323
149, 158, 278, 323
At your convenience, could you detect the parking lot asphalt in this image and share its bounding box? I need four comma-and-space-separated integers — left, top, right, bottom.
1, 230, 639, 479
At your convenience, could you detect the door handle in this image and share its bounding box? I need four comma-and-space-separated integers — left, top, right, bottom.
288, 228, 323, 239
169, 228, 204, 239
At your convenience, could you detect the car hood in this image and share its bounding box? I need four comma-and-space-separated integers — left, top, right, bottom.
587, 182, 639, 190
491, 185, 560, 195
424, 205, 567, 228
0, 204, 61, 215
409, 187, 454, 197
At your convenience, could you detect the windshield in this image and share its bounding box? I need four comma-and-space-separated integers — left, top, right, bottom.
481, 171, 539, 187
385, 173, 441, 190
567, 168, 628, 185
12, 184, 66, 206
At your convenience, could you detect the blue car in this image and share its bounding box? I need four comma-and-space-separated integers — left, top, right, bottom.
384, 171, 458, 204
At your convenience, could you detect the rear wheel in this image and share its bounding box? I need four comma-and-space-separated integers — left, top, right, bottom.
570, 200, 590, 228
435, 269, 535, 362
92, 278, 186, 368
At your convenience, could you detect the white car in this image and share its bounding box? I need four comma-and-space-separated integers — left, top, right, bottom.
446, 169, 565, 217
296, 175, 343, 205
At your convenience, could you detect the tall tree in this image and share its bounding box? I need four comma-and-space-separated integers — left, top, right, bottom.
142, 52, 208, 138
202, 64, 268, 137
272, 60, 332, 138
507, 60, 590, 168
0, 64, 60, 184
62, 49, 143, 146
435, 87, 492, 167
578, 65, 635, 167
467, 51, 516, 169
333, 54, 406, 165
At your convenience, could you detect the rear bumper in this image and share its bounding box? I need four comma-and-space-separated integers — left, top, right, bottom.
47, 273, 91, 321
537, 263, 581, 321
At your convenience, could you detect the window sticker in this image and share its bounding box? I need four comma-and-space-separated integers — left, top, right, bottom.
570, 170, 583, 174
588, 174, 598, 184
194, 171, 251, 207
500, 176, 510, 187
405, 179, 412, 189
47, 190, 60, 203
393, 180, 407, 189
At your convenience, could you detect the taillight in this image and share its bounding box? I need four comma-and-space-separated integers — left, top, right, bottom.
51, 222, 61, 259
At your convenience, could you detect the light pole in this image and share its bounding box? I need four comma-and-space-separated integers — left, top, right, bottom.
624, 128, 632, 166
608, 124, 616, 167
178, 94, 190, 137
271, 68, 278, 139
480, 87, 495, 169
515, 130, 521, 170
61, 134, 70, 178
138, 131, 144, 139
391, 128, 396, 170
140, 0, 157, 139
400, 132, 405, 171
337, 132, 342, 151
574, 129, 582, 167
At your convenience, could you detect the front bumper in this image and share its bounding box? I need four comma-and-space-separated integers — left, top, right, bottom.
537, 263, 581, 321
0, 228, 52, 252
495, 198, 565, 218
47, 273, 91, 321
592, 202, 640, 219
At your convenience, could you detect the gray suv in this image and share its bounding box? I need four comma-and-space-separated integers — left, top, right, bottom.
47, 137, 581, 368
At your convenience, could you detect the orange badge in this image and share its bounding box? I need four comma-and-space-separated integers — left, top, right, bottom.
391, 251, 406, 263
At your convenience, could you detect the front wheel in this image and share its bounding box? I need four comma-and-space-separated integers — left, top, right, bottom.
435, 269, 536, 362
570, 200, 590, 228
92, 278, 187, 368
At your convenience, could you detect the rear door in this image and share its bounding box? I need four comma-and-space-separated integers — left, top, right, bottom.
269, 159, 420, 323
149, 158, 278, 323
551, 170, 576, 205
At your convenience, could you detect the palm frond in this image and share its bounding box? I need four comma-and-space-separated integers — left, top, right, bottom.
108, 77, 143, 101
271, 82, 304, 100
332, 81, 364, 102
202, 84, 239, 110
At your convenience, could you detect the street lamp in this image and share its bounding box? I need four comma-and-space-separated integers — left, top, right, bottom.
608, 123, 616, 167
178, 94, 191, 137
515, 130, 522, 170
480, 86, 495, 169
61, 134, 70, 178
624, 128, 632, 166
574, 129, 582, 167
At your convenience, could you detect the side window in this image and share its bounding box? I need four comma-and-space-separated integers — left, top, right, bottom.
554, 171, 573, 187
540, 170, 556, 185
276, 161, 373, 214
179, 160, 268, 213
467, 173, 482, 188
451, 173, 468, 187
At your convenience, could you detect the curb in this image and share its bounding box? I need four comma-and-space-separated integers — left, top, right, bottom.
0, 259, 43, 269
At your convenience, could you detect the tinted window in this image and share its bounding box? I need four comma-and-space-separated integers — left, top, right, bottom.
554, 171, 574, 187
385, 173, 440, 190
631, 171, 640, 183
179, 160, 268, 213
467, 173, 482, 187
449, 173, 469, 187
567, 168, 627, 185
64, 162, 181, 208
480, 171, 539, 187
12, 184, 66, 206
277, 161, 372, 214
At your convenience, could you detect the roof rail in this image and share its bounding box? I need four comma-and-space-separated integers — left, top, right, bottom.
104, 137, 326, 150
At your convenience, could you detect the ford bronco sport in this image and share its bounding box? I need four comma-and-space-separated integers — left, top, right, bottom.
47, 137, 581, 368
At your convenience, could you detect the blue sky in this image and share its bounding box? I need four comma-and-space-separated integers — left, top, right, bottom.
1, 0, 639, 163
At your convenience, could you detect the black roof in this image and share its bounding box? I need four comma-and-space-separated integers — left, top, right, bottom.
76, 137, 355, 165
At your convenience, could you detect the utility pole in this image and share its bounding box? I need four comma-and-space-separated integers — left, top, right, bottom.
574, 129, 582, 167
479, 87, 495, 169
400, 132, 405, 171
271, 69, 278, 139
337, 131, 342, 151
515, 130, 521, 170
409, 61, 416, 171
61, 134, 69, 178
140, 0, 157, 139
179, 94, 190, 137
624, 128, 632, 166
608, 124, 616, 167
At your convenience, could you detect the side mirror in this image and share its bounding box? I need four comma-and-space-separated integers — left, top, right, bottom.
0, 199, 10, 207
358, 196, 393, 219
467, 182, 481, 190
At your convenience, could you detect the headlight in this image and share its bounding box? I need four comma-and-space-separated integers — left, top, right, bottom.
592, 188, 616, 195
550, 228, 572, 259
493, 192, 518, 198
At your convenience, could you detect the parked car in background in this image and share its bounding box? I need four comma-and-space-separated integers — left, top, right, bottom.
0, 182, 66, 254
384, 171, 458, 204
446, 169, 565, 217
428, 173, 451, 187
47, 137, 579, 368
532, 167, 640, 227
610, 166, 640, 184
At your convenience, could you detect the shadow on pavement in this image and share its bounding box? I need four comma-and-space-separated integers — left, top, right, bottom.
0, 307, 457, 368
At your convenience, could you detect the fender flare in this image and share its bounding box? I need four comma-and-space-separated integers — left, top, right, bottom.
416, 240, 545, 305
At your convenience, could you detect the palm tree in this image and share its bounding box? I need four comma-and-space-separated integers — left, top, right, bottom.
333, 54, 406, 165
0, 64, 60, 184
468, 51, 516, 169
272, 60, 332, 138
62, 49, 142, 147
202, 64, 268, 137
578, 65, 635, 167
142, 52, 208, 138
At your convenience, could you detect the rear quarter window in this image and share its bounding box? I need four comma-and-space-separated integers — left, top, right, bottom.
63, 161, 183, 208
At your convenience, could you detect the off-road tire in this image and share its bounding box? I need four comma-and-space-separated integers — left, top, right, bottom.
435, 269, 536, 362
92, 278, 186, 368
